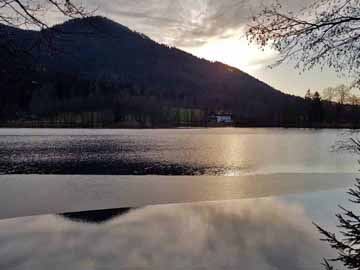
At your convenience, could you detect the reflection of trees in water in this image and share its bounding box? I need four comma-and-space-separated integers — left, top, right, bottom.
60, 208, 133, 224
331, 130, 360, 154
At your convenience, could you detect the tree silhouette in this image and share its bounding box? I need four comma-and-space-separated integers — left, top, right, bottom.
0, 0, 92, 56
304, 90, 324, 123
348, 94, 360, 106
247, 1, 360, 269
335, 85, 352, 105
0, 0, 88, 28
315, 179, 360, 270
323, 87, 337, 103
246, 0, 360, 84
305, 89, 313, 101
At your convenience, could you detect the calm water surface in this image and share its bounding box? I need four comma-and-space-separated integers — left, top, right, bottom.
0, 128, 358, 269
0, 188, 350, 270
0, 128, 357, 175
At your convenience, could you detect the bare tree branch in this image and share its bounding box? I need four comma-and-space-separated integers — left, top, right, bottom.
246, 0, 360, 84
0, 0, 94, 57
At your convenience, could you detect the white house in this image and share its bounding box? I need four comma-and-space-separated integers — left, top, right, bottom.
216, 114, 233, 123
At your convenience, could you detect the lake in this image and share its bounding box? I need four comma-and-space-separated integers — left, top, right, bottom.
0, 127, 359, 270
0, 128, 358, 175
0, 183, 354, 270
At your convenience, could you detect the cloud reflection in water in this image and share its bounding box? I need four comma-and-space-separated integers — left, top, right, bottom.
0, 199, 334, 270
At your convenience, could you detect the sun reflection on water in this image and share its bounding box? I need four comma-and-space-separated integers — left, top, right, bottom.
224, 169, 242, 176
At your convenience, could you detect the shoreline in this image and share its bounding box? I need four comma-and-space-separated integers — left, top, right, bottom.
0, 123, 360, 129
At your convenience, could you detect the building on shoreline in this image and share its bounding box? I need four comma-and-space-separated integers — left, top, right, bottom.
208, 113, 234, 125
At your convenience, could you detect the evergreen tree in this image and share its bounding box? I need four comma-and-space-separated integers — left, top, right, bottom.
315, 177, 360, 270
311, 91, 324, 123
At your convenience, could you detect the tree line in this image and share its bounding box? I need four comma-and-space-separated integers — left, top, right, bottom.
2, 65, 360, 128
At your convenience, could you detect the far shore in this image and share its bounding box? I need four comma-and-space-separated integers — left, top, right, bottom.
1, 121, 360, 130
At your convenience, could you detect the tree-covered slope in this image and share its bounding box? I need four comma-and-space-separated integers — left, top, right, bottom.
0, 16, 308, 124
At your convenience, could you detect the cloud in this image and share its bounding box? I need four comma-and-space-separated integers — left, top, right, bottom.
0, 199, 334, 270
32, 0, 315, 73
78, 0, 314, 48
67, 0, 312, 72
6, 0, 316, 49
81, 0, 251, 47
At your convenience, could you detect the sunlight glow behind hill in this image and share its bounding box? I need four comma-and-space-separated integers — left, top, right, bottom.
187, 31, 278, 72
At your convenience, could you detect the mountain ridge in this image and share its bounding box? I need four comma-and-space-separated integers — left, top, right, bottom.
41, 16, 286, 92
0, 16, 309, 126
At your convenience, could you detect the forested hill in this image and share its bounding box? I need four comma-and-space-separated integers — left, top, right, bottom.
1, 16, 345, 127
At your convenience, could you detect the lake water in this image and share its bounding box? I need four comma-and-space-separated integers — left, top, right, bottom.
0, 128, 358, 175
0, 185, 353, 270
1, 128, 359, 269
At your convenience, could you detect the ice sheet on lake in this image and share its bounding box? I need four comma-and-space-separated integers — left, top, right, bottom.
0, 173, 357, 219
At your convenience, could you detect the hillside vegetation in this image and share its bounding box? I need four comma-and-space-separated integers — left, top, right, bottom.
1, 16, 359, 127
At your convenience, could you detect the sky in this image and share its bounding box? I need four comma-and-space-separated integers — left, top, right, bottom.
50, 0, 350, 97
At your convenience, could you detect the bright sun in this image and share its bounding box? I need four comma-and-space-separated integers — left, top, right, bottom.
186, 32, 277, 73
